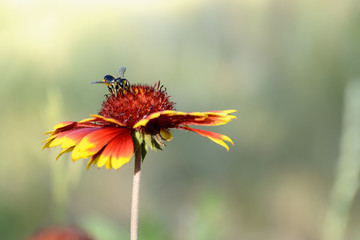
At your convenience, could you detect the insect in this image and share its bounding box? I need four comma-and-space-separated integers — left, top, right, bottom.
92, 67, 130, 95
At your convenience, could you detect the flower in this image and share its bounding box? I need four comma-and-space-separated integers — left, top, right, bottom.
43, 82, 236, 170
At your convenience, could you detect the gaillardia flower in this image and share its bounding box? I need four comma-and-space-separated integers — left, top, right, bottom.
43, 81, 236, 170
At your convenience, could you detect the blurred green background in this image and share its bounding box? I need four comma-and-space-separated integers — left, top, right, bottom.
1, 0, 360, 239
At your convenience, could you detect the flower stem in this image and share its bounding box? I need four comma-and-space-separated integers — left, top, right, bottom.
131, 147, 142, 240
321, 80, 360, 240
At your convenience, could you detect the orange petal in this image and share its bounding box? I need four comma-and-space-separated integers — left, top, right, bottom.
86, 150, 102, 170
206, 110, 237, 115
52, 121, 77, 130
133, 110, 236, 129
72, 127, 130, 161
89, 114, 125, 126
56, 147, 75, 160
133, 110, 177, 128
180, 126, 234, 151
45, 122, 77, 137
48, 128, 98, 149
42, 137, 55, 150
78, 117, 97, 123
185, 111, 237, 126
47, 120, 100, 138
97, 130, 134, 169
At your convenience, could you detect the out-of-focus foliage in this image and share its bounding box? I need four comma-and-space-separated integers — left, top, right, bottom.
1, 0, 360, 239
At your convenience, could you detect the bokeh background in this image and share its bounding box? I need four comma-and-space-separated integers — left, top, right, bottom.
1, 0, 360, 239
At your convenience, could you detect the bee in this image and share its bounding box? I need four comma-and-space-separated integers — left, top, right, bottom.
92, 67, 130, 95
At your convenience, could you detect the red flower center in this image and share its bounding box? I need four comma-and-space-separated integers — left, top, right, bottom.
99, 82, 175, 128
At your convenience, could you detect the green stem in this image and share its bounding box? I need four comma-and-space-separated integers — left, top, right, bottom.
322, 80, 360, 240
131, 148, 142, 240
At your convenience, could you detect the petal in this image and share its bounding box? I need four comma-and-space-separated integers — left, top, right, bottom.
180, 126, 234, 151
45, 119, 101, 140
43, 122, 75, 139
207, 110, 237, 115
89, 114, 125, 126
52, 121, 77, 130
86, 150, 102, 169
56, 147, 75, 160
133, 110, 178, 128
42, 137, 55, 150
72, 127, 130, 161
185, 111, 237, 126
97, 130, 134, 169
48, 128, 99, 149
133, 119, 149, 128
133, 110, 236, 129
78, 117, 97, 123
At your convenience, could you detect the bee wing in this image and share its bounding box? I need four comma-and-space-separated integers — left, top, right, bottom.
117, 67, 126, 78
91, 81, 105, 84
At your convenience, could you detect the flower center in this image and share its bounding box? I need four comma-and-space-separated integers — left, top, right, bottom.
99, 82, 175, 127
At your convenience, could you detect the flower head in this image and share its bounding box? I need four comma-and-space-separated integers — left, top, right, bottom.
43, 80, 236, 170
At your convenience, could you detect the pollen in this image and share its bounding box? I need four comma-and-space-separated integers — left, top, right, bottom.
99, 82, 175, 127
